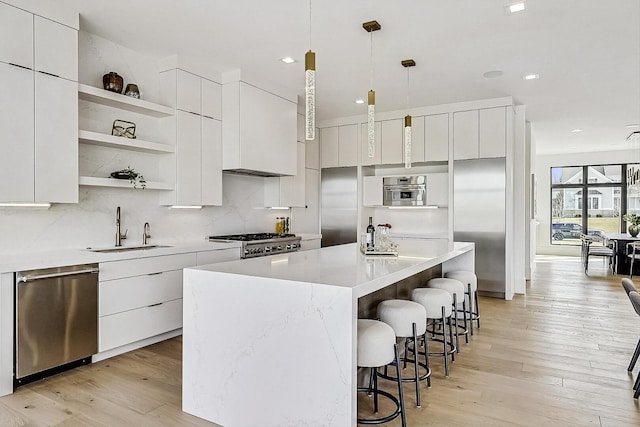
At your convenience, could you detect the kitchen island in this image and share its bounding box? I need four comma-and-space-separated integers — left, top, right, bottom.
182, 239, 474, 427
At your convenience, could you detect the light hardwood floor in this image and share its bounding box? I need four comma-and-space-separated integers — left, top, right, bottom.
2, 255, 640, 426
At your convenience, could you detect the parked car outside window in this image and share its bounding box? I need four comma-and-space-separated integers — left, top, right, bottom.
551, 223, 605, 240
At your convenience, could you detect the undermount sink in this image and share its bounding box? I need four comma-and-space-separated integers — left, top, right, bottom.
89, 245, 172, 253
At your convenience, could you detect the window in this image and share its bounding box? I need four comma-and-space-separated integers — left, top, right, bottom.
551, 165, 623, 246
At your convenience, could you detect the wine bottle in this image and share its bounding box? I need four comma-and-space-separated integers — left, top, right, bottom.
366, 217, 375, 250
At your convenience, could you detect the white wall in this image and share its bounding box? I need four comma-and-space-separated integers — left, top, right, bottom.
0, 31, 293, 254
535, 147, 637, 255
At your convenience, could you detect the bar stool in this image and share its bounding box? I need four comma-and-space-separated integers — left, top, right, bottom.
357, 319, 407, 426
622, 278, 640, 373
627, 292, 640, 399
445, 270, 481, 335
427, 278, 469, 352
377, 299, 431, 407
411, 288, 455, 376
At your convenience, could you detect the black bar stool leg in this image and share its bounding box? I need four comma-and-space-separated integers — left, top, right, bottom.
628, 338, 640, 372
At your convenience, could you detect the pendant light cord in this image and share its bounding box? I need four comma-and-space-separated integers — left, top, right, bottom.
406, 67, 410, 110
309, 0, 312, 50
370, 31, 374, 89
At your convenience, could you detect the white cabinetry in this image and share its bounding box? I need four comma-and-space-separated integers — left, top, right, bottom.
195, 248, 241, 266
320, 127, 338, 168
223, 81, 297, 176
410, 116, 425, 163
381, 119, 403, 165
0, 4, 78, 203
300, 238, 321, 251
454, 107, 506, 160
320, 124, 358, 168
425, 114, 449, 162
363, 176, 383, 206
265, 142, 305, 207
98, 253, 196, 353
160, 69, 223, 205
426, 173, 448, 207
479, 107, 507, 158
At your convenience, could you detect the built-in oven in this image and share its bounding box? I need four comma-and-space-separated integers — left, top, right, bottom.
383, 176, 427, 206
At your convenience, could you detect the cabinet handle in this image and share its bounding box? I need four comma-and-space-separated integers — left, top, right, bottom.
37, 70, 60, 78
9, 63, 32, 71
148, 302, 163, 308
148, 272, 164, 276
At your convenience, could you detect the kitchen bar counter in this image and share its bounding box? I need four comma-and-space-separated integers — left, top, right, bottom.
182, 239, 474, 427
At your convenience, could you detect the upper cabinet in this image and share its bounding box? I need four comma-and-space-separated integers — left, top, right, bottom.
424, 114, 449, 162
453, 107, 506, 160
223, 81, 297, 176
320, 124, 358, 168
264, 142, 305, 207
299, 114, 319, 170
381, 119, 403, 165
0, 4, 78, 203
159, 69, 223, 205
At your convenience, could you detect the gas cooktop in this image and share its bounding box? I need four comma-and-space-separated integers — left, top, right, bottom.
208, 233, 296, 242
208, 233, 301, 258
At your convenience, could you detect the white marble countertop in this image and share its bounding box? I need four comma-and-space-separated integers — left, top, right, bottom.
0, 240, 241, 273
192, 239, 474, 298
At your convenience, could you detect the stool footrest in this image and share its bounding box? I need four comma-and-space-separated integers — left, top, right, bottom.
376, 358, 431, 383
357, 387, 403, 425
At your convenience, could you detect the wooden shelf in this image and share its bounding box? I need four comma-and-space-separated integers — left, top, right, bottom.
78, 130, 174, 154
78, 84, 174, 118
79, 176, 173, 191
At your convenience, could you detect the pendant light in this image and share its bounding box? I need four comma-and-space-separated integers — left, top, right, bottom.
402, 59, 416, 168
363, 20, 381, 158
305, 0, 315, 140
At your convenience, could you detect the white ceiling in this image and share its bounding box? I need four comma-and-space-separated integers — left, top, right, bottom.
62, 0, 640, 155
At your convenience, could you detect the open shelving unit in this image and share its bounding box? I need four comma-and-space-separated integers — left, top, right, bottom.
78, 130, 174, 154
78, 83, 174, 117
78, 84, 176, 193
78, 176, 173, 191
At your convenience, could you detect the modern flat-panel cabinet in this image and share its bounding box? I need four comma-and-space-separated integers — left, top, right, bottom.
410, 116, 425, 163
160, 68, 223, 206
320, 124, 358, 168
265, 142, 305, 207
479, 107, 507, 158
0, 4, 78, 203
425, 113, 449, 162
454, 107, 507, 160
363, 176, 383, 206
426, 173, 448, 207
381, 119, 404, 165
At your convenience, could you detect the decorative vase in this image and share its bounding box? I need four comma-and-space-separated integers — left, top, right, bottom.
124, 83, 140, 99
103, 72, 124, 93
629, 224, 640, 237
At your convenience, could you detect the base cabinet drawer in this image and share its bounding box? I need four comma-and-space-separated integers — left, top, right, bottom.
99, 270, 182, 316
99, 253, 196, 281
196, 248, 240, 266
99, 299, 183, 352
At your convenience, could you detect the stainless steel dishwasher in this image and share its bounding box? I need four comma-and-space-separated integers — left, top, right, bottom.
15, 264, 99, 386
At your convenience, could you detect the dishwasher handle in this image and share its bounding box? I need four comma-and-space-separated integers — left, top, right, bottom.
16, 267, 99, 283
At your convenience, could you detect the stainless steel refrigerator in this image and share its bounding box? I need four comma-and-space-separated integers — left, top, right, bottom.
321, 167, 358, 247
453, 158, 506, 297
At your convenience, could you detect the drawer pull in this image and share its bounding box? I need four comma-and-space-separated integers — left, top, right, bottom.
9, 63, 32, 71
148, 302, 163, 308
37, 70, 60, 78
148, 272, 164, 276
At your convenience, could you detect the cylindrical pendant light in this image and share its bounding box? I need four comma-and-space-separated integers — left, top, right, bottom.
402, 59, 416, 169
363, 20, 381, 158
404, 114, 412, 169
305, 0, 315, 140
305, 50, 315, 140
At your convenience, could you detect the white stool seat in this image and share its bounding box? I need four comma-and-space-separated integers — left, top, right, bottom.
411, 288, 452, 317
445, 271, 477, 292
378, 300, 427, 337
427, 277, 465, 302
357, 319, 396, 368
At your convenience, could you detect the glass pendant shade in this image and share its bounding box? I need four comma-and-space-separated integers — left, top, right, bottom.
404, 115, 412, 168
305, 50, 316, 140
368, 90, 375, 157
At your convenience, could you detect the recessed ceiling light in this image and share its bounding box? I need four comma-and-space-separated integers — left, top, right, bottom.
571, 129, 583, 133
483, 70, 504, 79
523, 73, 539, 80
355, 99, 365, 104
280, 57, 296, 64
506, 2, 526, 14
